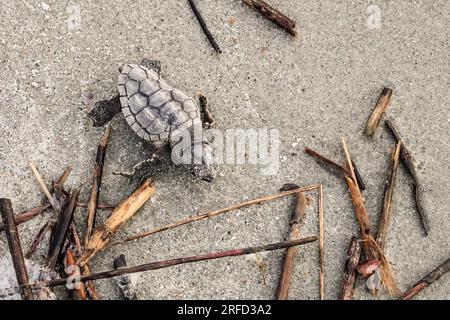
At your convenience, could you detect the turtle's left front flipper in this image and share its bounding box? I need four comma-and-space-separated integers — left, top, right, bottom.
89, 95, 122, 127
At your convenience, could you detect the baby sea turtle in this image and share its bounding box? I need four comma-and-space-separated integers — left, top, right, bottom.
89, 59, 216, 182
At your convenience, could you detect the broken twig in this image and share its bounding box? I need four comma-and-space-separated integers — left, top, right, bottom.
365, 87, 393, 136
351, 160, 366, 191
0, 199, 34, 300
339, 237, 362, 300
25, 219, 55, 259
243, 0, 297, 36
385, 120, 430, 235
276, 192, 307, 300
85, 125, 111, 245
398, 257, 450, 300
0, 204, 50, 233
29, 162, 59, 211
78, 178, 155, 266
116, 184, 320, 245
48, 237, 318, 286
46, 189, 80, 271
304, 147, 351, 179
318, 185, 325, 300
187, 0, 222, 53
376, 142, 401, 250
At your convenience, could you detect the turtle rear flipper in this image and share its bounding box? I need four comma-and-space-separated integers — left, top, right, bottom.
89, 95, 122, 127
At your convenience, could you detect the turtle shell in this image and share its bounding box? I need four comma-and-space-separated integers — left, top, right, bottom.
118, 64, 201, 143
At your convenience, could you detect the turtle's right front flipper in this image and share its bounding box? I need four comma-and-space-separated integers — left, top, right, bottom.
89, 95, 122, 127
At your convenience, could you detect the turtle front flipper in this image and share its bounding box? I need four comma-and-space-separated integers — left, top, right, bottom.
89, 95, 122, 127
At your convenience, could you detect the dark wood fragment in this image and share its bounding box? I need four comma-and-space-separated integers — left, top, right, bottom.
339, 237, 362, 300
187, 0, 222, 53
305, 147, 351, 179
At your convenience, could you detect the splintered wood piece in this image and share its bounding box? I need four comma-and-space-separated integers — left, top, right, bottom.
339, 237, 362, 300
304, 147, 351, 179
85, 125, 111, 245
376, 142, 402, 250
46, 189, 80, 271
65, 248, 88, 300
385, 120, 430, 235
47, 237, 318, 286
276, 192, 307, 300
0, 204, 50, 232
398, 257, 450, 300
243, 0, 297, 36
365, 87, 393, 136
77, 178, 155, 266
117, 184, 320, 245
0, 199, 34, 300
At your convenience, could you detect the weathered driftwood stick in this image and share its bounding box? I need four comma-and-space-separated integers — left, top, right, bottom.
341, 138, 398, 295
365, 87, 393, 136
351, 160, 366, 191
78, 178, 155, 266
85, 125, 111, 245
376, 142, 401, 250
48, 237, 318, 286
0, 199, 34, 300
54, 167, 72, 191
0, 204, 50, 232
25, 219, 55, 259
276, 192, 307, 300
65, 248, 88, 300
304, 147, 351, 179
114, 254, 138, 300
117, 184, 320, 245
318, 185, 325, 300
398, 257, 450, 300
339, 237, 362, 300
385, 120, 429, 235
29, 162, 59, 211
46, 189, 80, 270
187, 0, 222, 53
243, 0, 297, 36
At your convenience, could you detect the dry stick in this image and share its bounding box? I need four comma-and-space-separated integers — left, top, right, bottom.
318, 185, 325, 300
351, 160, 366, 191
46, 189, 80, 270
341, 138, 399, 296
116, 184, 320, 245
365, 87, 393, 136
77, 178, 155, 266
243, 0, 297, 36
385, 120, 430, 235
77, 202, 116, 210
187, 0, 222, 53
398, 257, 450, 300
304, 147, 351, 179
376, 142, 402, 250
339, 237, 362, 300
85, 125, 111, 245
0, 199, 34, 300
29, 162, 59, 211
114, 254, 138, 300
48, 237, 318, 287
0, 204, 50, 232
54, 167, 72, 191
25, 219, 55, 259
276, 192, 307, 300
70, 223, 98, 300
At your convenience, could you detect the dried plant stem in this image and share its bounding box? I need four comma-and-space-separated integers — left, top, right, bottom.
85, 125, 111, 245
47, 237, 318, 287
243, 0, 297, 36
187, 0, 222, 53
0, 199, 34, 300
318, 185, 325, 300
398, 257, 450, 300
0, 204, 50, 232
29, 162, 59, 211
25, 219, 55, 259
339, 237, 362, 300
365, 87, 393, 136
376, 142, 402, 250
77, 178, 155, 266
276, 192, 307, 300
304, 147, 351, 179
117, 184, 320, 245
